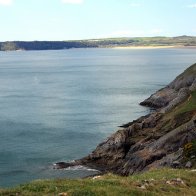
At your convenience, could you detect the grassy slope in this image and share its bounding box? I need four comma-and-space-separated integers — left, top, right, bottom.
0, 169, 196, 196
162, 90, 196, 168
176, 91, 196, 114
86, 36, 196, 47
165, 90, 196, 118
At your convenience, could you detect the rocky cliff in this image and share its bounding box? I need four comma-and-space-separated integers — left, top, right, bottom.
56, 63, 196, 175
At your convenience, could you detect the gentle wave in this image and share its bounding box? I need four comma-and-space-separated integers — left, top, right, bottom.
52, 161, 99, 172
65, 165, 99, 172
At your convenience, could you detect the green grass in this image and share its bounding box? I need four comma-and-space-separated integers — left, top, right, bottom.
0, 168, 196, 196
174, 91, 196, 115
161, 90, 195, 133
176, 63, 196, 78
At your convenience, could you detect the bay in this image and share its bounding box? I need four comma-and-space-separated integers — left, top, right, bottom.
0, 48, 196, 187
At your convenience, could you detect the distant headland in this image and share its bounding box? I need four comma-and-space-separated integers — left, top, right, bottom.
0, 36, 196, 51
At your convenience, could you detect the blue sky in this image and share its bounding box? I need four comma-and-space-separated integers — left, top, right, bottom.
0, 0, 196, 41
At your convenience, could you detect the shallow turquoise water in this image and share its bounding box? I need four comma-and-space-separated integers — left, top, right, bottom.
0, 48, 195, 187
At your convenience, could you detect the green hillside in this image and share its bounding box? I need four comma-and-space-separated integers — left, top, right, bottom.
1, 36, 196, 51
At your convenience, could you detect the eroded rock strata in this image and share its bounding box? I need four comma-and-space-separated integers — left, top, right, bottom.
57, 63, 196, 174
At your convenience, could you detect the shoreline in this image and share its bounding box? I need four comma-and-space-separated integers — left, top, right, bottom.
69, 63, 196, 175
112, 45, 196, 49
1, 45, 196, 52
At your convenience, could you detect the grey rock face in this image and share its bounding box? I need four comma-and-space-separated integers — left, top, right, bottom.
140, 63, 196, 109
172, 161, 181, 168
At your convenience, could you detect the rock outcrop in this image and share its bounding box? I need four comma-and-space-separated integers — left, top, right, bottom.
140, 63, 196, 109
58, 63, 196, 174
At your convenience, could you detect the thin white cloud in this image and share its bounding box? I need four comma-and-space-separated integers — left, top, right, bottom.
187, 4, 196, 8
61, 0, 83, 4
0, 0, 12, 6
130, 3, 141, 7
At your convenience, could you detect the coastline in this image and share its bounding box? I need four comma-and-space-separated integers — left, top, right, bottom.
62, 63, 196, 175
1, 45, 196, 52
112, 45, 193, 49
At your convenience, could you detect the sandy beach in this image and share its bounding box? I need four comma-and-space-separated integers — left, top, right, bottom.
113, 45, 179, 49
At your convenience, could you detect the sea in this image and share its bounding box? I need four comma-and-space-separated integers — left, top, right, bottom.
0, 48, 196, 187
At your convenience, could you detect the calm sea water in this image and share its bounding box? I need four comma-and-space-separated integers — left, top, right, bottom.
0, 48, 196, 187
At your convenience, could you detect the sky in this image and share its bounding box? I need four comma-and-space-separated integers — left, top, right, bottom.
0, 0, 196, 41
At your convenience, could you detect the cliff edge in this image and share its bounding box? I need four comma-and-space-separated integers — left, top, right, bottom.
56, 64, 196, 175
